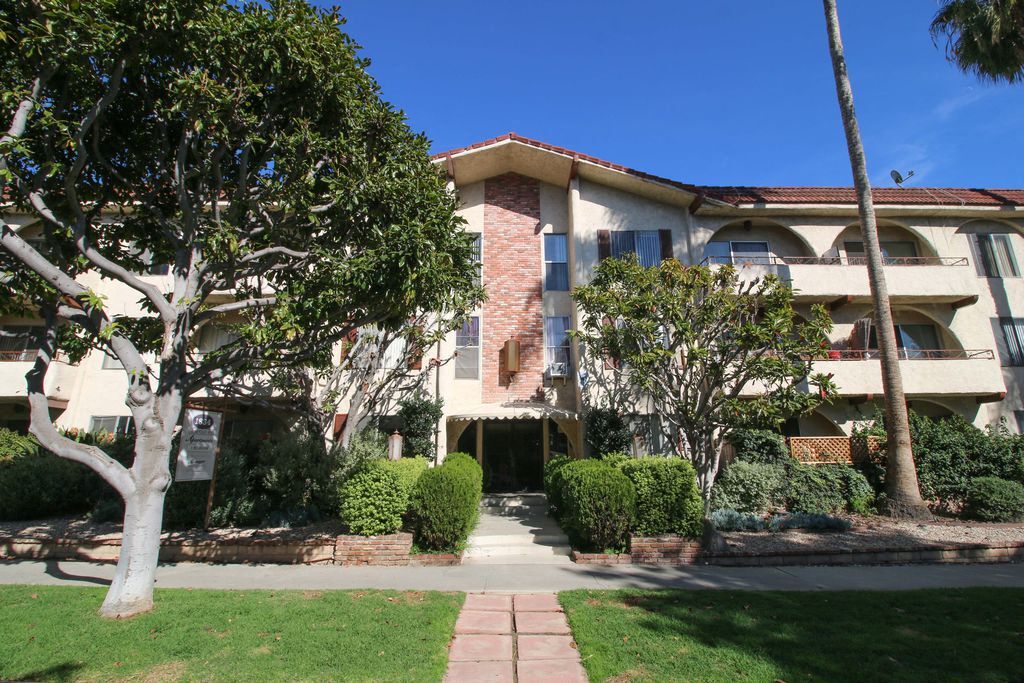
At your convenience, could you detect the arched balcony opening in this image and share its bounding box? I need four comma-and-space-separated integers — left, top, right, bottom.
828, 305, 993, 361
831, 221, 948, 264
701, 219, 815, 266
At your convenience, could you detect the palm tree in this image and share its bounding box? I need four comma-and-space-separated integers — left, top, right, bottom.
931, 0, 1024, 83
821, 0, 931, 519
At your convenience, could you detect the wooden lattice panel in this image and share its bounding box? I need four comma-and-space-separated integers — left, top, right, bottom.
787, 436, 881, 464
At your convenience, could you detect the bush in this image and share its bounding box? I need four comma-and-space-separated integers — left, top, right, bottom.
710, 461, 787, 514
386, 457, 429, 494
728, 429, 790, 465
710, 508, 766, 532
836, 465, 875, 514
599, 452, 631, 469
619, 457, 703, 537
558, 460, 636, 552
0, 428, 132, 521
862, 411, 1024, 513
966, 477, 1024, 522
786, 462, 848, 515
410, 452, 482, 551
543, 454, 573, 516
766, 512, 851, 533
340, 463, 407, 536
334, 429, 388, 485
397, 394, 444, 460
584, 408, 631, 457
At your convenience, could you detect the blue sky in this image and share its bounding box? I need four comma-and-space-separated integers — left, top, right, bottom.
335, 1, 1023, 188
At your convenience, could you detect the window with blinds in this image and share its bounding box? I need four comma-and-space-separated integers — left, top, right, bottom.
455, 316, 480, 379
1000, 317, 1024, 366
544, 234, 569, 291
610, 230, 662, 267
90, 415, 133, 436
974, 234, 1019, 278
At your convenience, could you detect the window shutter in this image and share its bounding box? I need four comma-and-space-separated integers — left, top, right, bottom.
659, 230, 673, 261
407, 335, 423, 370
333, 414, 348, 440
849, 318, 872, 351
597, 229, 611, 261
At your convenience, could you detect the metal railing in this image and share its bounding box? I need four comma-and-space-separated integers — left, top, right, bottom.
0, 350, 36, 362
816, 348, 994, 361
702, 255, 969, 267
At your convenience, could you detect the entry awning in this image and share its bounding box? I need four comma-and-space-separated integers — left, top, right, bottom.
447, 402, 577, 422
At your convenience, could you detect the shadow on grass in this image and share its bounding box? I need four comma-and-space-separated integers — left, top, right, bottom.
16, 662, 84, 683
564, 588, 1024, 682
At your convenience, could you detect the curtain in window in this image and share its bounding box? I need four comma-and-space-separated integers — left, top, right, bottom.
897, 324, 940, 359
545, 316, 571, 374
635, 231, 661, 267
544, 234, 569, 290
1000, 318, 1024, 366
380, 336, 407, 369
611, 231, 635, 259
995, 235, 1020, 276
975, 234, 1019, 277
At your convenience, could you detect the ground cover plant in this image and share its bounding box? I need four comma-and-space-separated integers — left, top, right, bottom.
0, 585, 462, 682
561, 588, 1024, 683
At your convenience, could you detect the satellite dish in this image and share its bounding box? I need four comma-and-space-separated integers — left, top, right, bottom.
890, 169, 915, 186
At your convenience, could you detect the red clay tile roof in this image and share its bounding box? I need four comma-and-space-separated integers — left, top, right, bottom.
700, 186, 1024, 207
433, 133, 1024, 208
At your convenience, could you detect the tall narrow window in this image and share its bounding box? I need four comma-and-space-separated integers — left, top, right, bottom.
974, 234, 1020, 278
470, 233, 482, 287
545, 316, 571, 377
455, 316, 480, 379
544, 234, 569, 291
1000, 317, 1024, 366
102, 352, 123, 369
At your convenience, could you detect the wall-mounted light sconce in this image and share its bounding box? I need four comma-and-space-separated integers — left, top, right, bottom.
503, 337, 520, 373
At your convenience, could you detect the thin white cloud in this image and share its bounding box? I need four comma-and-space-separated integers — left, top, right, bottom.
933, 88, 991, 121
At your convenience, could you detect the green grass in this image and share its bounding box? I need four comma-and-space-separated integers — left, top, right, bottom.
0, 585, 462, 682
561, 588, 1024, 683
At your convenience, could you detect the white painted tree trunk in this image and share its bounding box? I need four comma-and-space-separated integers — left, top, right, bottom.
100, 481, 168, 618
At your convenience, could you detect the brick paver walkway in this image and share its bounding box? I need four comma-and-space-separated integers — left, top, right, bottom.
444, 593, 587, 683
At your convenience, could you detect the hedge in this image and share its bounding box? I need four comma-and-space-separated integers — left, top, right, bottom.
619, 457, 703, 537
710, 461, 787, 514
339, 457, 427, 536
710, 459, 873, 516
410, 452, 482, 551
543, 454, 573, 517
557, 459, 636, 552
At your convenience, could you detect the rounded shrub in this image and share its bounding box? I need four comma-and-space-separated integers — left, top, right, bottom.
966, 476, 1024, 522
410, 453, 483, 551
558, 459, 636, 552
543, 454, 573, 516
710, 461, 787, 514
728, 429, 790, 465
619, 457, 703, 537
384, 457, 429, 494
340, 463, 406, 536
786, 462, 847, 514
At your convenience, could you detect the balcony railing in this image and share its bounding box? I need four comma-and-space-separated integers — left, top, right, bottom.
702, 255, 969, 267
816, 349, 994, 361
0, 350, 36, 362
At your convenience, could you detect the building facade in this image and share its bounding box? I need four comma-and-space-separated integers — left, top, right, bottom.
3, 133, 1024, 493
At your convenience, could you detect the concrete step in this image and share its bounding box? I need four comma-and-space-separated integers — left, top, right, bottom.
467, 534, 568, 548
480, 494, 548, 509
461, 553, 574, 566
463, 543, 572, 559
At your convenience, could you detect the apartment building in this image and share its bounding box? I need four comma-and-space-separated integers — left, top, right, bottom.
3, 133, 1023, 493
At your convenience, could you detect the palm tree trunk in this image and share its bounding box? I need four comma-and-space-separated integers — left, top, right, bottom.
822, 0, 930, 519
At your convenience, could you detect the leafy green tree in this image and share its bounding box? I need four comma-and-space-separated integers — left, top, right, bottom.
397, 392, 444, 460
931, 0, 1024, 83
0, 0, 479, 617
822, 0, 930, 519
572, 255, 836, 502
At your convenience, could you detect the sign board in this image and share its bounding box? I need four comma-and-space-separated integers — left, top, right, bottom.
175, 408, 223, 481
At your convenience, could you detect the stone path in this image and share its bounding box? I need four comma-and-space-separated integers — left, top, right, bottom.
445, 593, 587, 683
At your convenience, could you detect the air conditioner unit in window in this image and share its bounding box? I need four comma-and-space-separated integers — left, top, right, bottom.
548, 362, 568, 378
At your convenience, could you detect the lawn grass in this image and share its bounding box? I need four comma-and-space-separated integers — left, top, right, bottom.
561, 587, 1024, 683
0, 585, 462, 682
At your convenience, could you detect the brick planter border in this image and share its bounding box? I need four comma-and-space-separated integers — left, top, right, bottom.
705, 541, 1024, 567
0, 531, 463, 567
571, 535, 703, 566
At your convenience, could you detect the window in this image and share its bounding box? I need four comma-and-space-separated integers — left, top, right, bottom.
90, 415, 133, 436
1000, 317, 1024, 366
869, 323, 941, 359
545, 316, 571, 377
380, 335, 408, 369
223, 419, 275, 441
845, 241, 918, 261
196, 325, 240, 356
703, 241, 771, 265
455, 317, 480, 379
611, 230, 663, 267
0, 325, 39, 362
470, 233, 482, 287
544, 234, 569, 291
973, 234, 1019, 278
1016, 411, 1024, 435
101, 352, 123, 369
147, 262, 171, 276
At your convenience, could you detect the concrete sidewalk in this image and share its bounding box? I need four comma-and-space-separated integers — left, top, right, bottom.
2, 559, 1024, 592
